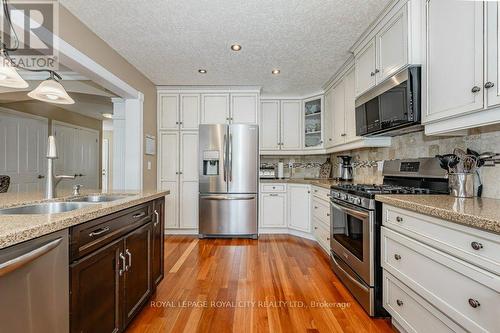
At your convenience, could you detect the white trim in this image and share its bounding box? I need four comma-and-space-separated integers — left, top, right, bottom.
52, 120, 100, 135
157, 86, 261, 93
258, 228, 316, 241
17, 71, 88, 81
165, 229, 198, 235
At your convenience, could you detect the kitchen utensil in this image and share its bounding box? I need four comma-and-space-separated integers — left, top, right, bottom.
461, 155, 478, 173
0, 175, 9, 193
449, 173, 475, 198
436, 154, 459, 172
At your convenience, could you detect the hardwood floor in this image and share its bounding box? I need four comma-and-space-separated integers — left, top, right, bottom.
126, 235, 395, 333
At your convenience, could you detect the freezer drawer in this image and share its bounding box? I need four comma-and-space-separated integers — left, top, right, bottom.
199, 194, 257, 236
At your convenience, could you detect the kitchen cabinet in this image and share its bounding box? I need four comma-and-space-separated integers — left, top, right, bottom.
354, 5, 408, 97
260, 100, 281, 150
331, 79, 346, 146
259, 99, 302, 152
152, 198, 165, 286
355, 38, 377, 96
381, 204, 500, 332
201, 94, 230, 124
303, 96, 324, 149
424, 0, 484, 123
231, 93, 259, 124
158, 93, 200, 130
281, 100, 302, 150
159, 131, 198, 230
323, 89, 333, 148
487, 2, 500, 108
70, 200, 163, 333
260, 193, 287, 228
343, 68, 357, 142
122, 223, 152, 327
287, 184, 311, 233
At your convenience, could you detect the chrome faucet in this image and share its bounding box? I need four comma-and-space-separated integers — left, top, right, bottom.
45, 136, 76, 199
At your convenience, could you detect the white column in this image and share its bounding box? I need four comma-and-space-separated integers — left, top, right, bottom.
112, 98, 126, 190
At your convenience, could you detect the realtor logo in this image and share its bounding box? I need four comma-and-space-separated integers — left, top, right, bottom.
0, 0, 59, 70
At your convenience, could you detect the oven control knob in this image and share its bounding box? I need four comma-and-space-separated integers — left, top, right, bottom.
340, 193, 347, 200
353, 197, 361, 205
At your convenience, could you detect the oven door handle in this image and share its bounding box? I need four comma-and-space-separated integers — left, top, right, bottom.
331, 253, 370, 292
330, 200, 369, 220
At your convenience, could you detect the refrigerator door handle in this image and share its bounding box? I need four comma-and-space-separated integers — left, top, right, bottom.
200, 195, 256, 201
229, 132, 233, 182
223, 133, 227, 182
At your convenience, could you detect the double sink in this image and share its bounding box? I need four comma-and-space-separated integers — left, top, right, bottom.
0, 195, 130, 215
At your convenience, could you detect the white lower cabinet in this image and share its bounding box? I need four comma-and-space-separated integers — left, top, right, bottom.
287, 184, 311, 233
382, 204, 500, 333
260, 192, 287, 228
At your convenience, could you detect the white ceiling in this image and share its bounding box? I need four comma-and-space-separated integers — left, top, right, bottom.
60, 0, 390, 96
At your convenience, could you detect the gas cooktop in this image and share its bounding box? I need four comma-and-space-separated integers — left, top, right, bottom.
331, 184, 434, 197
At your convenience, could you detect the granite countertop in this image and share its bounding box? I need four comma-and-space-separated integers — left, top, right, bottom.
376, 194, 500, 234
260, 178, 343, 189
0, 190, 169, 250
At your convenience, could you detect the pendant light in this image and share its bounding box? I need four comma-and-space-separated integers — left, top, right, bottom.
0, 52, 28, 88
28, 72, 75, 105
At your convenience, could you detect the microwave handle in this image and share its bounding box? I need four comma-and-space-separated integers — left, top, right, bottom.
330, 201, 369, 220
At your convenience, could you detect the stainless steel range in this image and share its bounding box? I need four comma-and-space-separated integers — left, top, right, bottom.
329, 158, 449, 316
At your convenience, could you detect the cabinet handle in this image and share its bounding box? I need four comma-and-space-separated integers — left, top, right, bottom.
370, 72, 375, 77
468, 298, 480, 308
374, 69, 380, 74
37, 174, 45, 179
314, 189, 318, 193
396, 216, 403, 223
314, 206, 318, 209
119, 252, 126, 276
471, 86, 481, 93
326, 194, 331, 197
394, 254, 402, 261
396, 299, 403, 307
341, 133, 347, 137
327, 213, 330, 216
269, 194, 278, 197
89, 226, 110, 237
154, 210, 160, 227
133, 212, 146, 219
485, 82, 495, 89
125, 249, 132, 271
327, 237, 330, 241
471, 241, 483, 251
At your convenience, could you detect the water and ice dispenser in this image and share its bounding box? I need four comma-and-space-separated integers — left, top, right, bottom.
202, 150, 220, 176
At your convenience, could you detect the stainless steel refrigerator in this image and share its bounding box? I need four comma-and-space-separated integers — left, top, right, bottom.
199, 124, 258, 238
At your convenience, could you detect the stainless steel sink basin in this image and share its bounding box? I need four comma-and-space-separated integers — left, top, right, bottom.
68, 195, 129, 203
0, 202, 93, 215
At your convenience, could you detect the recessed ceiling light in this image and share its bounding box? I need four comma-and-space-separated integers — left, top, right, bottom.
272, 69, 281, 75
198, 69, 207, 74
231, 44, 242, 51
102, 113, 113, 119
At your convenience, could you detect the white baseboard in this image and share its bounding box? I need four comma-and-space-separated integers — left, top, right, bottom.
165, 228, 199, 235
258, 227, 316, 241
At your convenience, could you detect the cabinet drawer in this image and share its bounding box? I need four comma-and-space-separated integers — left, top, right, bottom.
312, 186, 330, 202
383, 204, 500, 275
70, 203, 153, 260
382, 227, 500, 333
312, 198, 330, 225
383, 271, 465, 333
261, 183, 286, 193
313, 218, 330, 253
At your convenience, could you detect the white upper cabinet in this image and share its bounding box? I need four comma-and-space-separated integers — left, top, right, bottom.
425, 0, 484, 123
159, 94, 179, 130
376, 5, 408, 82
260, 100, 281, 151
344, 68, 358, 142
355, 38, 377, 96
331, 79, 346, 146
486, 2, 500, 108
355, 5, 409, 97
287, 184, 311, 233
179, 94, 200, 130
201, 94, 230, 124
281, 100, 302, 150
303, 96, 324, 149
231, 93, 258, 124
323, 88, 333, 148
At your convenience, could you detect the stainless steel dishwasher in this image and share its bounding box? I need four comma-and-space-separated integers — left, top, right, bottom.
0, 229, 69, 333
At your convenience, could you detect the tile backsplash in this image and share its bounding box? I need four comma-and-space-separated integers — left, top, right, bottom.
330, 125, 500, 199
260, 155, 330, 179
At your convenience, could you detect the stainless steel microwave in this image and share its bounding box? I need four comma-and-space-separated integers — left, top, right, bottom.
355, 66, 421, 136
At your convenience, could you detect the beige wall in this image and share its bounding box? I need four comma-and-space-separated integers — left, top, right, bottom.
58, 6, 157, 190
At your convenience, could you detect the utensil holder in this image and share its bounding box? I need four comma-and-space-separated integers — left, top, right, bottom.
449, 173, 475, 198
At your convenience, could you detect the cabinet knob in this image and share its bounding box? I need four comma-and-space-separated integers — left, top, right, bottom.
314, 226, 318, 230
175, 121, 179, 125
341, 133, 347, 137
485, 82, 495, 89
374, 69, 380, 74
394, 254, 402, 261
396, 216, 403, 223
471, 241, 483, 251
37, 174, 45, 179
327, 213, 330, 217
314, 206, 318, 209
308, 191, 311, 194
370, 72, 375, 77
471, 86, 481, 93
468, 298, 480, 308
327, 237, 330, 241
396, 299, 403, 307
329, 138, 332, 141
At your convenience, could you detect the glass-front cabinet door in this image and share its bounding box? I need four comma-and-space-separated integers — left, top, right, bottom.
303, 96, 324, 149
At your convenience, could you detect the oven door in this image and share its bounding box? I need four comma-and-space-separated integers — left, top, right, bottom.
330, 199, 374, 285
